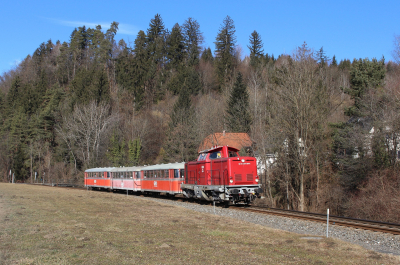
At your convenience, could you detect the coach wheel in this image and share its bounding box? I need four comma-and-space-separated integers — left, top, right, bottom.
223, 201, 230, 208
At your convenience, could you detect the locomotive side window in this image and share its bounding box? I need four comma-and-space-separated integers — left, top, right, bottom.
198, 153, 206, 161
209, 151, 222, 159
228, 151, 238, 157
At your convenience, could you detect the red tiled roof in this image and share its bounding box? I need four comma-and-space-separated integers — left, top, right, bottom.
198, 132, 252, 152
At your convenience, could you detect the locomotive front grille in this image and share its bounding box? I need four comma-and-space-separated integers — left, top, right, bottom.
235, 174, 242, 182
246, 174, 253, 181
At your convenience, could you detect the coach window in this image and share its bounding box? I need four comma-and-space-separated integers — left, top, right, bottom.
174, 169, 179, 178
180, 169, 184, 178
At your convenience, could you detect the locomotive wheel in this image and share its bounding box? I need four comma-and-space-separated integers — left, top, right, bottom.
223, 201, 230, 208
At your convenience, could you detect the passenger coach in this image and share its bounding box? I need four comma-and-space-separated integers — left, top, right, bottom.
84, 167, 114, 189
141, 162, 185, 195
111, 166, 143, 192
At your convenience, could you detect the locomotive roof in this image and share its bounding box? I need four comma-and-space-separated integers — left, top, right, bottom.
85, 167, 115, 172
142, 162, 185, 171
198, 145, 239, 154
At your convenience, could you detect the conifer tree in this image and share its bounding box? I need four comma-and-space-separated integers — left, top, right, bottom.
145, 14, 168, 103
130, 30, 148, 109
164, 87, 197, 162
226, 72, 252, 133
128, 138, 141, 166
166, 23, 185, 69
248, 30, 264, 68
315, 46, 329, 66
182, 17, 203, 66
107, 131, 125, 166
214, 15, 237, 88
201, 47, 214, 63
331, 55, 337, 66
147, 14, 166, 65
69, 26, 88, 75
344, 58, 385, 117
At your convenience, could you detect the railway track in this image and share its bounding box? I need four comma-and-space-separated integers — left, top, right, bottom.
234, 205, 400, 235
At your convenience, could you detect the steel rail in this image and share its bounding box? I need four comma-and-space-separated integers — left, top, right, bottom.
236, 206, 400, 235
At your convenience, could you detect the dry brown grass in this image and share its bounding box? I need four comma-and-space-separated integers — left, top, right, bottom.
0, 183, 398, 265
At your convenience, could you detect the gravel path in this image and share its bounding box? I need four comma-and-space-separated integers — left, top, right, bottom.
142, 196, 400, 256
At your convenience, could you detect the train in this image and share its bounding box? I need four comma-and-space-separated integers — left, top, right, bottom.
85, 145, 262, 206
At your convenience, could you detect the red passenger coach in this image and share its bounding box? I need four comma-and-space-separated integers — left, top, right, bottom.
181, 146, 262, 205
84, 167, 114, 189
141, 162, 185, 195
111, 166, 143, 192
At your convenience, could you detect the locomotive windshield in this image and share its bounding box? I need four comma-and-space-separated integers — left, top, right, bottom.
209, 151, 222, 159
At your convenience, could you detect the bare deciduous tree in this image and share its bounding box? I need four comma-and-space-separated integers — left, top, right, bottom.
270, 45, 331, 211
58, 101, 117, 168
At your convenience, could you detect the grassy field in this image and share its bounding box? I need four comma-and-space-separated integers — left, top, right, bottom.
0, 183, 398, 265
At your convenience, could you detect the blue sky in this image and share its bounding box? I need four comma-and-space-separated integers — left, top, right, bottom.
1, 0, 399, 74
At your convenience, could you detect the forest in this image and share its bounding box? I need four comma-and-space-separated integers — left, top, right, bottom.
0, 14, 399, 222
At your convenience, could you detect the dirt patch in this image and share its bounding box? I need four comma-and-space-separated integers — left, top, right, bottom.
0, 183, 399, 265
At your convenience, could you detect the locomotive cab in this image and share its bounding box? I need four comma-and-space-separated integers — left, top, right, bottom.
182, 146, 262, 205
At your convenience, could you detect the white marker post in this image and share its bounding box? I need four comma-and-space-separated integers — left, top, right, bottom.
326, 208, 330, 238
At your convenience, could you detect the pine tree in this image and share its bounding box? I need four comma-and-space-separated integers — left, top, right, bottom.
69, 26, 88, 75
145, 14, 167, 104
130, 30, 148, 109
107, 131, 125, 166
247, 30, 264, 68
331, 55, 337, 67
214, 15, 237, 88
344, 58, 385, 117
128, 138, 141, 166
226, 72, 252, 133
201, 47, 214, 63
164, 87, 197, 162
315, 46, 329, 66
182, 17, 203, 66
166, 23, 185, 69
147, 14, 166, 65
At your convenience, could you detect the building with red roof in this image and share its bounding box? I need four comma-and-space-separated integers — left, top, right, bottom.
198, 131, 253, 152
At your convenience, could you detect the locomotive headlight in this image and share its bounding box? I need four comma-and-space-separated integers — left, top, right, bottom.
255, 178, 259, 183
241, 159, 245, 162
230, 179, 233, 183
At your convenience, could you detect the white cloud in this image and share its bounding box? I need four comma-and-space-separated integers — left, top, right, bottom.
43, 17, 140, 36
9, 59, 21, 67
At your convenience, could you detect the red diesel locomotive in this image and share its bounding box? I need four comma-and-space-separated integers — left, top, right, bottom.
182, 145, 262, 205
84, 145, 262, 205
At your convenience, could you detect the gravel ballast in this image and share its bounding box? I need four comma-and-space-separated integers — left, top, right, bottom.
143, 196, 400, 256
